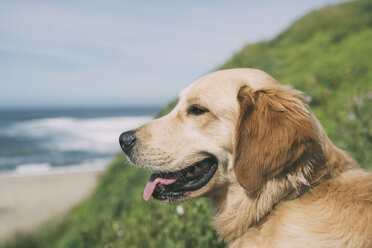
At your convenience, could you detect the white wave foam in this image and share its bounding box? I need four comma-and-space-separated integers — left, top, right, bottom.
15, 163, 52, 174
0, 158, 111, 177
4, 116, 152, 153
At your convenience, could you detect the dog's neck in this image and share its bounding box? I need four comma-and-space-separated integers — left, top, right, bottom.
211, 178, 295, 242
211, 140, 354, 244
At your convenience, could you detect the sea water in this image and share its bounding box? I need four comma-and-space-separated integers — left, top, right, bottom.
0, 107, 158, 175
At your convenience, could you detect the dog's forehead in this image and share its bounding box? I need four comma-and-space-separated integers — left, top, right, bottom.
179, 68, 279, 101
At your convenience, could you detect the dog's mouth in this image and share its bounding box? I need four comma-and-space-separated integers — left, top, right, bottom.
143, 156, 218, 201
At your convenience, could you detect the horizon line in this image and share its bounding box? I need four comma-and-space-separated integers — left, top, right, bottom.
0, 104, 165, 111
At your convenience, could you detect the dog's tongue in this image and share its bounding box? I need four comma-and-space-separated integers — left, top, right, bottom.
143, 174, 177, 201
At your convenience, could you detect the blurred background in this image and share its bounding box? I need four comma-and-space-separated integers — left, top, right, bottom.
0, 0, 371, 247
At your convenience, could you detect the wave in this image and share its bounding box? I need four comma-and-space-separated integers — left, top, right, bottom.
0, 158, 112, 177
15, 163, 52, 174
2, 116, 152, 153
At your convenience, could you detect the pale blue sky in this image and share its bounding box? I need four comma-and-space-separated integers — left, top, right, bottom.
0, 0, 345, 108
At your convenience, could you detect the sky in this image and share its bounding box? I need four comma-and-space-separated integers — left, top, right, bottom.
0, 0, 346, 108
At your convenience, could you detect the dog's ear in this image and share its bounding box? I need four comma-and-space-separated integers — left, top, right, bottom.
233, 85, 321, 194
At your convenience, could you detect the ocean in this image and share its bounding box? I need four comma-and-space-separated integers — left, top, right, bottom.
0, 107, 159, 175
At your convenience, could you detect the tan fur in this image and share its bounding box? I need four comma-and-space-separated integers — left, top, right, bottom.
234, 85, 324, 195
131, 69, 372, 247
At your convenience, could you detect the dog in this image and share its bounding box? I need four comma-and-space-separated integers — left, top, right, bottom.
119, 69, 372, 247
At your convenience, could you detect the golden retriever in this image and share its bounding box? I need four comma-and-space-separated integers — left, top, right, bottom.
119, 68, 372, 248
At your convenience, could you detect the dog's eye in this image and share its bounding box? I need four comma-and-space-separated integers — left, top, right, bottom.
187, 105, 209, 115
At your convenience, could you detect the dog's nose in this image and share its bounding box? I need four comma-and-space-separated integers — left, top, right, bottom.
119, 130, 136, 154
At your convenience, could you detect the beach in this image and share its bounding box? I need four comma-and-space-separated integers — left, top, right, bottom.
0, 107, 156, 242
0, 169, 104, 240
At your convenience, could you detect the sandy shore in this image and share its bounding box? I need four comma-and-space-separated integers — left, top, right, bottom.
0, 169, 104, 240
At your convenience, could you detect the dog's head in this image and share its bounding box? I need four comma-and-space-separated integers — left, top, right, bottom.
119, 69, 323, 204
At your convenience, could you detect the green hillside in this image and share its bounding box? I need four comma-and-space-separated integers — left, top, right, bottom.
2, 0, 371, 247
221, 0, 372, 169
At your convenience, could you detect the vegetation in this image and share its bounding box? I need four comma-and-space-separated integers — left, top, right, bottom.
2, 155, 223, 248
2, 0, 371, 247
222, 0, 372, 169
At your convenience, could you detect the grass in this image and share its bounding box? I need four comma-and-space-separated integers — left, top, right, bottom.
1, 0, 371, 247
2, 155, 223, 248
221, 0, 372, 169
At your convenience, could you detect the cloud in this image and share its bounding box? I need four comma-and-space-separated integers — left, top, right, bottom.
0, 0, 345, 107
